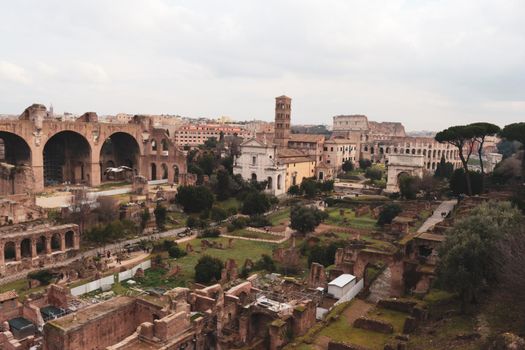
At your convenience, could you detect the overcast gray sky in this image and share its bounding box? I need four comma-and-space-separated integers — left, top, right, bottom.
0, 1, 524, 130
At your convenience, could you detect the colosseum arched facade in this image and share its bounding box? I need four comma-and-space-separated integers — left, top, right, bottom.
360, 136, 462, 171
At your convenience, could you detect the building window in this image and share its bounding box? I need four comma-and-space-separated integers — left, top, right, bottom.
252, 156, 256, 165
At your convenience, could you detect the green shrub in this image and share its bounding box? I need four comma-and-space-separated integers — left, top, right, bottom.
195, 255, 223, 284
168, 244, 186, 258
201, 228, 220, 238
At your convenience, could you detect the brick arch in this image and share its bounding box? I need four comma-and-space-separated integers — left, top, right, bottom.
98, 131, 142, 181
0, 131, 32, 165
3, 241, 16, 262
43, 130, 92, 186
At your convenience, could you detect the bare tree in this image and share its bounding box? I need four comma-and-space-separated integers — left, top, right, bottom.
96, 196, 119, 224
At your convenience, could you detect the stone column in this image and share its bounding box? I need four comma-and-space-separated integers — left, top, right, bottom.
89, 148, 101, 187
31, 144, 45, 193
60, 234, 66, 251
0, 242, 4, 266
31, 238, 37, 258
15, 242, 21, 261
45, 236, 52, 254
74, 232, 80, 250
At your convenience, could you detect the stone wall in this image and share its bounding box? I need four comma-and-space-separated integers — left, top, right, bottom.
43, 296, 164, 350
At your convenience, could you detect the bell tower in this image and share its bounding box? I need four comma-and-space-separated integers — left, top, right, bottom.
274, 95, 291, 148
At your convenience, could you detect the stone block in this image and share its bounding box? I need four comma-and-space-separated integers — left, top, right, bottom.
353, 317, 394, 334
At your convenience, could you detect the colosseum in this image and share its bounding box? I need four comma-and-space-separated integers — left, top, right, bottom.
360, 136, 462, 171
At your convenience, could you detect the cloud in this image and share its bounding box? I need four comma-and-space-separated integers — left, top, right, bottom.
0, 0, 524, 129
0, 61, 31, 84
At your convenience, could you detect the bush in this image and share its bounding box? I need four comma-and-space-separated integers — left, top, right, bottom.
290, 206, 328, 234
249, 215, 271, 228
168, 244, 186, 258
241, 191, 271, 215
227, 207, 238, 216
398, 174, 419, 199
195, 255, 223, 284
377, 204, 402, 226
186, 216, 208, 229
287, 185, 302, 196
199, 209, 210, 220
201, 228, 220, 238
342, 160, 354, 172
154, 204, 167, 230
320, 180, 334, 192
211, 207, 228, 222
86, 220, 138, 243
300, 178, 319, 198
254, 254, 276, 272
28, 269, 56, 286
359, 159, 372, 169
365, 166, 383, 181
230, 217, 249, 230
175, 185, 214, 213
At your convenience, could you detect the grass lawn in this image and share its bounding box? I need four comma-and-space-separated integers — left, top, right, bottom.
161, 236, 277, 283
0, 278, 47, 300
96, 181, 130, 191
325, 207, 377, 230
166, 211, 188, 229
367, 307, 407, 333
227, 229, 282, 241
215, 197, 241, 212
267, 208, 291, 226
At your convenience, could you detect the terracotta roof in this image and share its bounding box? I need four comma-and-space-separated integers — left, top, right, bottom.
276, 95, 291, 99
289, 134, 325, 143
277, 148, 308, 158
278, 156, 315, 164
0, 290, 18, 302
325, 138, 356, 144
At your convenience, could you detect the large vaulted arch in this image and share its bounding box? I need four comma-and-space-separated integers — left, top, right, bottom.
43, 131, 91, 186
0, 131, 32, 166
99, 132, 140, 182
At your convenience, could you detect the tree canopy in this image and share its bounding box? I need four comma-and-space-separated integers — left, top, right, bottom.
290, 205, 328, 234
435, 125, 478, 195
437, 201, 522, 313
377, 204, 402, 226
175, 185, 214, 213
500, 122, 525, 180
194, 255, 223, 284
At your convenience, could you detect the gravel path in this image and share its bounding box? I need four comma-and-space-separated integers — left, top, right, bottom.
417, 199, 457, 233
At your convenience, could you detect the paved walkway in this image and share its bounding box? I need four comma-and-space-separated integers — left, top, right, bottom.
417, 199, 457, 233
0, 227, 190, 286
222, 227, 293, 244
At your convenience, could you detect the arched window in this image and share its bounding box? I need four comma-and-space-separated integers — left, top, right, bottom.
65, 231, 75, 249
4, 242, 16, 261
161, 163, 168, 180
151, 163, 157, 180
51, 233, 61, 251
